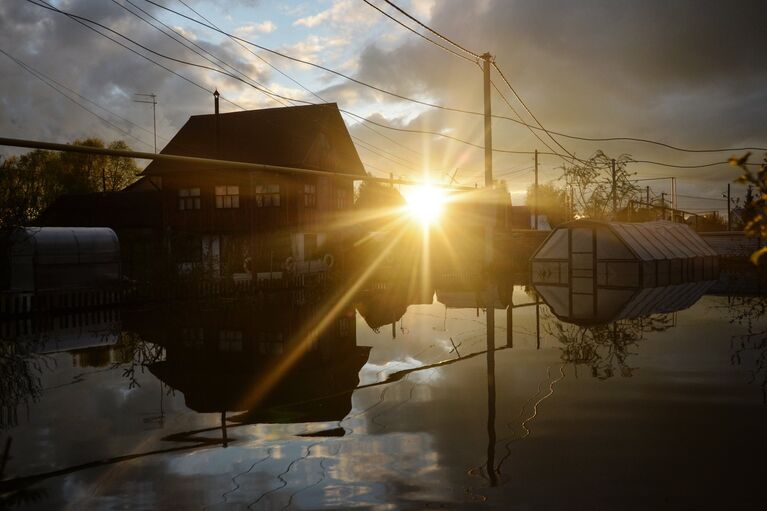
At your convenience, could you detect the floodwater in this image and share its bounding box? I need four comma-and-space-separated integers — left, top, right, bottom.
1, 272, 766, 510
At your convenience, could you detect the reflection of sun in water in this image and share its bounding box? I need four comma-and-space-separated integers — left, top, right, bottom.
403, 185, 446, 226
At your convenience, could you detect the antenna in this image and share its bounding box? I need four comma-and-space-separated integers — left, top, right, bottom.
134, 93, 157, 153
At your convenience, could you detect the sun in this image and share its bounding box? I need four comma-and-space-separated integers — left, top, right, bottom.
403, 185, 446, 226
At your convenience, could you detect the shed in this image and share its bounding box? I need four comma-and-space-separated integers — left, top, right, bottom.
2, 227, 121, 292
531, 220, 718, 290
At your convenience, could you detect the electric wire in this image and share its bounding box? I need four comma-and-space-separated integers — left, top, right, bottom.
29, 0, 301, 109
21, 0, 761, 171
113, 0, 291, 107
119, 0, 443, 168
25, 0, 248, 111
378, 0, 482, 59
148, 0, 767, 160
25, 0, 445, 170
0, 48, 154, 149
675, 193, 727, 202
360, 0, 477, 63
491, 61, 579, 161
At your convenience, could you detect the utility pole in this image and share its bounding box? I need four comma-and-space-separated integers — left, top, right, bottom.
481, 51, 498, 487
727, 183, 732, 231
482, 53, 493, 188
534, 149, 539, 229
481, 52, 494, 267
611, 158, 617, 216
661, 192, 666, 220
134, 93, 157, 153
671, 177, 677, 212
646, 186, 650, 211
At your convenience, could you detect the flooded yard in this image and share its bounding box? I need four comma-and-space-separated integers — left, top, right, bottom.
1, 275, 766, 510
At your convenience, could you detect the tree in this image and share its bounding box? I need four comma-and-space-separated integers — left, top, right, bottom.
526, 182, 569, 227
729, 153, 767, 264
354, 178, 407, 230
0, 138, 139, 228
562, 150, 639, 220
104, 140, 140, 191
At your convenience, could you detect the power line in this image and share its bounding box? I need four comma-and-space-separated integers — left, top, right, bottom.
24, 0, 444, 167
110, 1, 767, 158
29, 0, 297, 108
0, 48, 154, 149
488, 73, 577, 166
630, 159, 731, 169
353, 138, 420, 172
113, 0, 290, 107
169, 0, 426, 161
360, 0, 477, 63
144, 0, 487, 116
143, 1, 767, 160
491, 61, 579, 162
24, 0, 759, 171
26, 0, 248, 111
0, 48, 161, 143
378, 0, 482, 60
35, 0, 470, 171
675, 193, 727, 202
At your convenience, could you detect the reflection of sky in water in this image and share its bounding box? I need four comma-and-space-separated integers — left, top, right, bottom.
1, 288, 766, 510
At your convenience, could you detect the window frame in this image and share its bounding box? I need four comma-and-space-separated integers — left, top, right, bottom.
255, 184, 281, 208
304, 183, 317, 208
178, 187, 201, 210
215, 185, 240, 209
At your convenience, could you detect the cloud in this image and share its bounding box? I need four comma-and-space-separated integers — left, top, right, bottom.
234, 20, 276, 36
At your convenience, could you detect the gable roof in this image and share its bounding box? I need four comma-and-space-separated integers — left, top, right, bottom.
143, 103, 365, 177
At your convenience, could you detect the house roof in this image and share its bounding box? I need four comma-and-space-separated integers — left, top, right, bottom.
143, 103, 365, 177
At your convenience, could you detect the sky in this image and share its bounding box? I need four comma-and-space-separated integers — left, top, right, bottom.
1, 0, 766, 213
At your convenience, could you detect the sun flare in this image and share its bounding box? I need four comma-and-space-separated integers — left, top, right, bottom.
403, 185, 447, 226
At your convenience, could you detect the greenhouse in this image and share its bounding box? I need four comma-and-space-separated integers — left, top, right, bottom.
530, 220, 718, 322
2, 227, 121, 292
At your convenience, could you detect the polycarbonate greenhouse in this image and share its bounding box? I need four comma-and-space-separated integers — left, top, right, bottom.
530, 220, 718, 322
2, 227, 121, 292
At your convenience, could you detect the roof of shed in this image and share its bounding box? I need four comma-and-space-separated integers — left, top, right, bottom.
608, 221, 717, 260
143, 103, 365, 177
532, 220, 717, 261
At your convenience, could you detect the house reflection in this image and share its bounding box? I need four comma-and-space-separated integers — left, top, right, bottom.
356, 280, 434, 336
123, 293, 370, 425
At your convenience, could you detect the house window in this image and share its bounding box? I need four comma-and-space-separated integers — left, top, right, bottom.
336, 189, 347, 209
304, 184, 317, 208
255, 184, 281, 207
178, 188, 200, 210
215, 185, 240, 208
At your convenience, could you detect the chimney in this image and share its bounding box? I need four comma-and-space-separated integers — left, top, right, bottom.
213, 89, 220, 157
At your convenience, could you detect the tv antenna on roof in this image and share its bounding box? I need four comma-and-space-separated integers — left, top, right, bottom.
134, 93, 157, 153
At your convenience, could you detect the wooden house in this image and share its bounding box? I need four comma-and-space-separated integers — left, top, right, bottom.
142, 102, 366, 276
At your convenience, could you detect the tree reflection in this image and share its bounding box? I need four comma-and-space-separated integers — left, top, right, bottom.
0, 337, 51, 430
724, 295, 767, 402
545, 314, 673, 379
